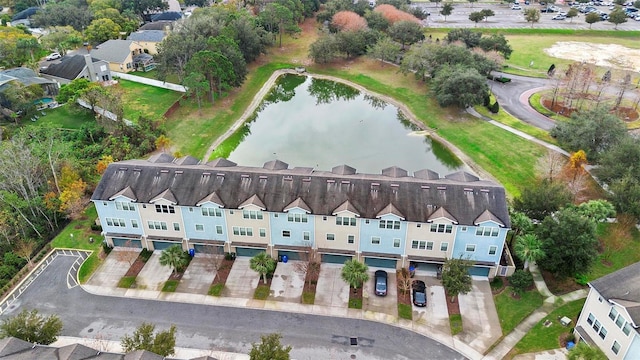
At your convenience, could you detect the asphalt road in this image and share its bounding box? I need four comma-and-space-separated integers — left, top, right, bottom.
2, 254, 467, 360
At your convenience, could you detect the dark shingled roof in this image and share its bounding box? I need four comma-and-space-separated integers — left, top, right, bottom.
57, 343, 99, 359
127, 30, 166, 43
0, 337, 32, 357
590, 261, 640, 326
139, 21, 174, 31
92, 157, 510, 227
151, 11, 182, 21
11, 7, 38, 21
40, 55, 101, 81
123, 350, 163, 360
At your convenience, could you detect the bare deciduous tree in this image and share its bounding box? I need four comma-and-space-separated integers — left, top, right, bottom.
535, 150, 567, 181
201, 245, 224, 273
293, 246, 320, 291
115, 241, 140, 266
14, 239, 37, 268
396, 268, 412, 301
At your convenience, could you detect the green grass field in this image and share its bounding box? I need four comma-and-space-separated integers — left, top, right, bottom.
37, 105, 95, 129
450, 314, 463, 335
115, 79, 184, 122
513, 299, 585, 355
494, 287, 545, 334
588, 222, 640, 281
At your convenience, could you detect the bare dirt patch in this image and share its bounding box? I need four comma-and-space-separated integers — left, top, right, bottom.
544, 42, 640, 72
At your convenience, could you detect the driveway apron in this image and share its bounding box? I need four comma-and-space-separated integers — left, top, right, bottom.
135, 252, 173, 291
457, 279, 502, 354
87, 248, 140, 288
412, 275, 450, 335
363, 268, 397, 317
268, 260, 305, 302
175, 255, 218, 294
314, 263, 350, 307
224, 257, 260, 298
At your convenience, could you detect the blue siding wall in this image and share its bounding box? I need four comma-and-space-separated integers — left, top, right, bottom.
182, 205, 228, 241
359, 215, 406, 255
270, 210, 315, 247
624, 335, 640, 360
94, 199, 143, 236
452, 221, 507, 263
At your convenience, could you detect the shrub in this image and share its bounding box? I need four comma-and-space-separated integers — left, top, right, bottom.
483, 93, 491, 107
509, 269, 534, 294
574, 273, 588, 286
102, 242, 113, 255
490, 101, 500, 113
90, 223, 102, 231
140, 249, 153, 262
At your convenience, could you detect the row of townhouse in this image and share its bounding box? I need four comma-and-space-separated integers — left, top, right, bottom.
91, 154, 515, 277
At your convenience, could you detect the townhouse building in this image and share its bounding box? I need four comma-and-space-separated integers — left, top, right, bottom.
91, 155, 513, 277
574, 262, 640, 359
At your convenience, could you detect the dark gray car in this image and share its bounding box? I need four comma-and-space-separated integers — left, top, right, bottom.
375, 270, 388, 296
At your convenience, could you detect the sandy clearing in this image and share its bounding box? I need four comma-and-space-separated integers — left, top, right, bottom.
544, 41, 640, 72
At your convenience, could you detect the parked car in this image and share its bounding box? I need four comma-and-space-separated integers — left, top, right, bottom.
374, 270, 388, 296
511, 4, 522, 10
45, 52, 61, 61
635, 14, 640, 20
552, 14, 567, 19
412, 280, 427, 307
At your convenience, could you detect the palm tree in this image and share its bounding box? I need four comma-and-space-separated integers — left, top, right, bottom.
514, 234, 545, 270
159, 245, 189, 275
567, 342, 607, 360
250, 252, 277, 284
509, 211, 533, 245
341, 259, 369, 292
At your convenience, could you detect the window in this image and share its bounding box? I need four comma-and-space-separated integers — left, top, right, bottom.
259, 228, 266, 237
326, 233, 335, 241
148, 221, 167, 230
440, 242, 449, 252
232, 227, 253, 236
615, 315, 625, 328
476, 226, 499, 237
623, 322, 632, 336
173, 222, 180, 231
115, 201, 135, 211
287, 213, 308, 223
379, 220, 400, 229
282, 230, 291, 237
466, 244, 476, 252
612, 341, 621, 355
393, 238, 400, 248
202, 207, 222, 217
106, 218, 126, 227
587, 313, 595, 326
155, 204, 175, 213
461, 226, 467, 232
592, 319, 601, 333
412, 240, 426, 250
216, 225, 223, 235
323, 216, 327, 221
372, 236, 381, 245
243, 210, 264, 220
598, 326, 607, 340
430, 224, 452, 233
348, 235, 355, 244
303, 231, 310, 241
426, 241, 434, 250
365, 219, 370, 224
336, 216, 357, 226
488, 246, 498, 255
195, 224, 204, 231
609, 308, 618, 321
131, 219, 138, 228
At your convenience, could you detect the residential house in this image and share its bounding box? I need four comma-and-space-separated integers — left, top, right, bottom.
574, 261, 640, 359
139, 20, 175, 31
90, 40, 146, 73
126, 30, 167, 55
91, 156, 513, 277
0, 68, 58, 111
40, 54, 112, 85
9, 7, 38, 26
151, 11, 182, 22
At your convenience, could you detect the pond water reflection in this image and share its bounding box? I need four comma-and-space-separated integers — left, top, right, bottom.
212, 74, 465, 174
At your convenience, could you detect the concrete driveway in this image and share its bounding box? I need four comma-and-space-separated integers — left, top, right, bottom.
135, 251, 173, 291
175, 255, 219, 294
268, 260, 305, 302
314, 263, 350, 308
457, 279, 502, 354
87, 248, 140, 288
412, 276, 450, 336
363, 268, 397, 317
224, 257, 260, 298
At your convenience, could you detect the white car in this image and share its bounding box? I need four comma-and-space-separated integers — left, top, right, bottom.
635, 14, 640, 20
552, 14, 567, 19
511, 4, 522, 10
45, 52, 61, 61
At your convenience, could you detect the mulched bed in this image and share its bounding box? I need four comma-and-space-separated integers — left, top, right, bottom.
349, 286, 363, 305
541, 269, 586, 295
302, 262, 320, 293
541, 98, 639, 122
211, 258, 235, 287
444, 290, 461, 316
397, 286, 412, 306
124, 257, 146, 277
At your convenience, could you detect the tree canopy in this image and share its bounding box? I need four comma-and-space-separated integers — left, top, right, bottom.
341, 259, 369, 289
249, 333, 292, 360
121, 322, 177, 357
441, 257, 472, 302
512, 179, 573, 221
432, 64, 488, 108
0, 309, 63, 345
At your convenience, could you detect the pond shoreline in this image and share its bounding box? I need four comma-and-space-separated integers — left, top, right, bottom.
203, 69, 498, 183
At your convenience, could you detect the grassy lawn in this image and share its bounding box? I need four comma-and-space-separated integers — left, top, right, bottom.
162, 279, 179, 292
115, 79, 183, 122
348, 298, 362, 309
450, 314, 463, 335
129, 69, 181, 84
118, 276, 137, 288
208, 283, 224, 296
398, 304, 412, 320
494, 287, 545, 334
37, 105, 95, 129
302, 291, 315, 304
512, 299, 585, 355
254, 284, 270, 300
587, 221, 640, 282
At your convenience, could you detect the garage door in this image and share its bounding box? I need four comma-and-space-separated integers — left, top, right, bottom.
152, 241, 180, 251
364, 257, 397, 269
277, 251, 301, 261
112, 238, 142, 248
321, 254, 351, 264
235, 247, 265, 257
193, 244, 224, 254
469, 267, 490, 277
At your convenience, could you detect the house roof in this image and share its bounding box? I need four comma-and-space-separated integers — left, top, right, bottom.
11, 7, 38, 21
91, 40, 139, 63
151, 11, 182, 21
92, 158, 510, 227
590, 261, 640, 326
284, 197, 312, 213
139, 21, 174, 31
40, 55, 105, 81
127, 30, 166, 43
0, 68, 55, 89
